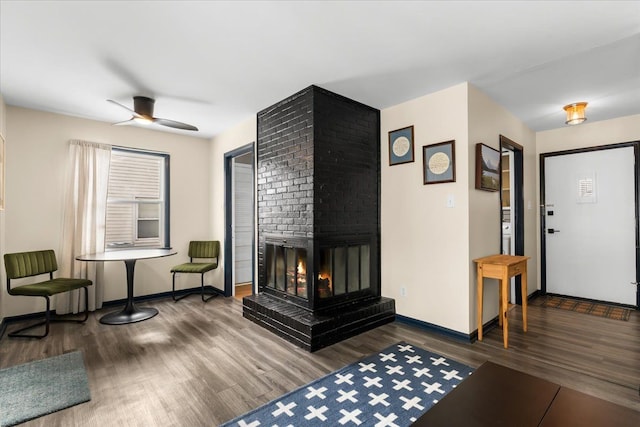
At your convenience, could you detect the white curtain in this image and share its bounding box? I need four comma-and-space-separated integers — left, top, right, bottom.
57, 140, 111, 314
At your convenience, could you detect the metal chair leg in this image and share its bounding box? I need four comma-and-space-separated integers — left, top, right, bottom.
8, 296, 50, 339
201, 273, 216, 302
173, 272, 217, 302
172, 272, 178, 301
8, 287, 92, 339
80, 285, 90, 322
172, 272, 192, 302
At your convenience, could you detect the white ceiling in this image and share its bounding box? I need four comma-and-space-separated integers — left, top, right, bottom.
1, 1, 639, 139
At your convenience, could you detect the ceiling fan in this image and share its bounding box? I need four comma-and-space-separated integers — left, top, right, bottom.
107, 96, 198, 131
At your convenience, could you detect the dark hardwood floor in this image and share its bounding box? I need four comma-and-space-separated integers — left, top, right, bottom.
1, 295, 638, 426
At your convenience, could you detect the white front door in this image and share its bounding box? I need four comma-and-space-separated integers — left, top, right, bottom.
544, 146, 636, 305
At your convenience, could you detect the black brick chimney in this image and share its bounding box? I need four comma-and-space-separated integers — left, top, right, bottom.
243, 85, 395, 351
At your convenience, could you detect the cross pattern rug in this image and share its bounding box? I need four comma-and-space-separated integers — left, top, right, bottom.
220, 342, 473, 427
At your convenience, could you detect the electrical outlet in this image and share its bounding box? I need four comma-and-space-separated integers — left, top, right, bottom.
400, 287, 407, 297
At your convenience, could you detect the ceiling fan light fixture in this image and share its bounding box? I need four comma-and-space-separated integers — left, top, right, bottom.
563, 102, 588, 125
108, 97, 198, 131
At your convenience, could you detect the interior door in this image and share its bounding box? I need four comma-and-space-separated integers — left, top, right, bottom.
233, 160, 253, 286
501, 150, 517, 303
543, 146, 636, 305
224, 143, 255, 297
500, 135, 524, 305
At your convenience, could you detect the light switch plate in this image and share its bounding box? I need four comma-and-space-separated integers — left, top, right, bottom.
447, 194, 455, 208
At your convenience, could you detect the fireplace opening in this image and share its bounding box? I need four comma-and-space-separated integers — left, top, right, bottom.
317, 244, 370, 299
265, 243, 308, 300
262, 235, 376, 311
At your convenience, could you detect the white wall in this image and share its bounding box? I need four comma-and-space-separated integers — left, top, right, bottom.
381, 83, 471, 333
468, 84, 537, 332
209, 117, 257, 291
3, 106, 211, 317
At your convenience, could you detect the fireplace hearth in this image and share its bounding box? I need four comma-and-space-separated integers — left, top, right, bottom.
243, 85, 395, 352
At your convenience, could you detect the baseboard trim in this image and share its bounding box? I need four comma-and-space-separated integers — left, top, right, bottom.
2, 285, 226, 326
395, 314, 502, 343
103, 285, 225, 307
2, 309, 54, 325
528, 289, 541, 301
395, 315, 472, 342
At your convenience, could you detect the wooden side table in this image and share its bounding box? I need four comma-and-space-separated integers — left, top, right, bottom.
474, 254, 530, 348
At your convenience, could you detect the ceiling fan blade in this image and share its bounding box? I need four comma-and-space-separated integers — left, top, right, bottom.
153, 117, 199, 131
107, 99, 143, 119
112, 118, 135, 126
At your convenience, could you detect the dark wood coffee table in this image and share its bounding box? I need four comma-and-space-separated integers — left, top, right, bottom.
411, 361, 559, 427
412, 361, 640, 426
540, 386, 640, 427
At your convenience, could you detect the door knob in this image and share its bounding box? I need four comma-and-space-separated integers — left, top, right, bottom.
547, 228, 560, 234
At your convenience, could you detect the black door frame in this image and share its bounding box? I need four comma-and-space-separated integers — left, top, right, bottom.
499, 135, 525, 304
223, 142, 255, 298
539, 140, 640, 308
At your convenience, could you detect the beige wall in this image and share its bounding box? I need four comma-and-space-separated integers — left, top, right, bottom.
468, 84, 537, 332
0, 94, 6, 323
2, 106, 211, 317
381, 83, 537, 335
381, 83, 472, 333
0, 94, 6, 137
536, 114, 640, 155
208, 116, 257, 292
4, 88, 635, 334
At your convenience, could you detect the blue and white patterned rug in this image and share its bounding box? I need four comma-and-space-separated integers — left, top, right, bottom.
220, 342, 473, 427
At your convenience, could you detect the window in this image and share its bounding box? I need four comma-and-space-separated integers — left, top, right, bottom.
105, 148, 169, 249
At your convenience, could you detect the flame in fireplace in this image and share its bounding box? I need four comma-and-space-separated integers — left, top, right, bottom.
297, 261, 305, 274
317, 273, 332, 297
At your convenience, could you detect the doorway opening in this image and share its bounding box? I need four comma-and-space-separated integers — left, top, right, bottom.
224, 143, 255, 299
500, 135, 525, 304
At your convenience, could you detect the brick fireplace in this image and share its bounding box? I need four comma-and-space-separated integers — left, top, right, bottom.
242, 85, 395, 351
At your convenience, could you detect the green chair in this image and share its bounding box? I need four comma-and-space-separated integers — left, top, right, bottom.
171, 241, 220, 302
4, 249, 93, 338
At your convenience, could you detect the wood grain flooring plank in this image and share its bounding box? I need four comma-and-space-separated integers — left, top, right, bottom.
1, 295, 638, 426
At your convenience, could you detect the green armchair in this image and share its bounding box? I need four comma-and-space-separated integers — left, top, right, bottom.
170, 241, 220, 302
4, 249, 92, 338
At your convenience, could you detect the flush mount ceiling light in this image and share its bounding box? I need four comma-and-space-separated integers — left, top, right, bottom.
563, 102, 588, 125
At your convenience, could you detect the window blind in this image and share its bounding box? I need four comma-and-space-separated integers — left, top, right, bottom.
105, 149, 165, 248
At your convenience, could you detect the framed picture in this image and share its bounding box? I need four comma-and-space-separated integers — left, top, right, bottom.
388, 126, 414, 165
475, 143, 500, 192
423, 140, 455, 184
